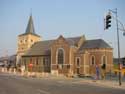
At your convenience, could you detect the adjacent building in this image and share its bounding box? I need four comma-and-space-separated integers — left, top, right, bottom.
113, 57, 125, 76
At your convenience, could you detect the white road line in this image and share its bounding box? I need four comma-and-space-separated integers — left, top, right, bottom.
37, 89, 51, 94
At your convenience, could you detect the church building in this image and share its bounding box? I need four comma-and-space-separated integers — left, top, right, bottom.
17, 15, 113, 77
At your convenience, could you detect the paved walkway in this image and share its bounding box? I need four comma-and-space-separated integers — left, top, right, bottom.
43, 76, 125, 90
77, 78, 125, 90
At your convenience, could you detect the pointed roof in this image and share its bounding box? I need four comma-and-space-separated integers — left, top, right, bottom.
19, 15, 40, 37
25, 15, 35, 34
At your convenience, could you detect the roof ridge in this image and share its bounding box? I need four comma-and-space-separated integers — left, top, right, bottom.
86, 39, 102, 41
66, 35, 82, 39
35, 35, 82, 43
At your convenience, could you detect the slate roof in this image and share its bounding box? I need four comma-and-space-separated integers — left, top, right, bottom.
19, 15, 40, 37
79, 39, 111, 51
66, 36, 81, 46
23, 37, 111, 57
23, 36, 82, 56
23, 40, 54, 56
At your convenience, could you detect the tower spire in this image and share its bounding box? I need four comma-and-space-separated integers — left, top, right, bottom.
25, 14, 35, 34
30, 8, 32, 16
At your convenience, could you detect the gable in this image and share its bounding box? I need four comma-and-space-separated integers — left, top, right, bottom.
52, 35, 69, 46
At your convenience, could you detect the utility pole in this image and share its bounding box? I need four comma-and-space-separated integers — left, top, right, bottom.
115, 8, 122, 86
105, 8, 125, 86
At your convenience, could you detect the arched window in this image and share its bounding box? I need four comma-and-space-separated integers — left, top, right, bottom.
102, 55, 107, 65
76, 57, 80, 67
101, 55, 107, 70
91, 56, 95, 65
57, 48, 64, 65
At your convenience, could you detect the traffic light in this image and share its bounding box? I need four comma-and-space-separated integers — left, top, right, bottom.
105, 14, 112, 29
123, 32, 125, 36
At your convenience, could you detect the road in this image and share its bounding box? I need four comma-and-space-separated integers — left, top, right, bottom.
0, 73, 125, 94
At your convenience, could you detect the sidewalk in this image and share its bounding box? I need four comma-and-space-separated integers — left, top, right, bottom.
77, 78, 125, 90
1, 70, 125, 90
35, 74, 125, 90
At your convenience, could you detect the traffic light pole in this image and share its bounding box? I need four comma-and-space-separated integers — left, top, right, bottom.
116, 9, 122, 86
109, 8, 121, 86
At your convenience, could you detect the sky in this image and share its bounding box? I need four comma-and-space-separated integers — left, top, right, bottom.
0, 0, 125, 58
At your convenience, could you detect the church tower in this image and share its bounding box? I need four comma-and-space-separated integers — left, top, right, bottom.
17, 15, 41, 64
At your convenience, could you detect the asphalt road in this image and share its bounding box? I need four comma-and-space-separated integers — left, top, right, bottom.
0, 73, 125, 94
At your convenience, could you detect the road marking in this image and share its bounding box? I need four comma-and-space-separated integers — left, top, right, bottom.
37, 89, 51, 94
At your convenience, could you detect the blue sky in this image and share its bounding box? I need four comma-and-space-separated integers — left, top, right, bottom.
0, 0, 125, 57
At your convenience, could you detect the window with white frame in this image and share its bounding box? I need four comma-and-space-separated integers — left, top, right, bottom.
57, 48, 64, 65
101, 55, 107, 70
101, 55, 107, 65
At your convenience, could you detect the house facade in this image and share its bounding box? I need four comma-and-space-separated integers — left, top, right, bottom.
18, 15, 113, 77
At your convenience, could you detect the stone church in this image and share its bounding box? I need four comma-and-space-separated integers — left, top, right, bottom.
17, 15, 113, 77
